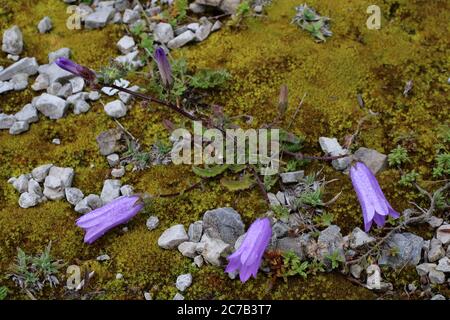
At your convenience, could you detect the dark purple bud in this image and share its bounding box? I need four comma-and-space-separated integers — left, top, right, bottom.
55, 57, 97, 83
154, 47, 172, 88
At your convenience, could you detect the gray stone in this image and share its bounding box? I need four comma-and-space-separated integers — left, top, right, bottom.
353, 147, 388, 175
427, 216, 444, 228
43, 176, 64, 200
115, 273, 123, 280
114, 50, 144, 69
2, 26, 23, 55
176, 273, 192, 292
111, 166, 125, 178
48, 166, 74, 187
267, 193, 280, 206
195, 18, 212, 42
117, 35, 135, 54
428, 238, 445, 262
19, 192, 41, 208
146, 216, 160, 231
317, 225, 345, 268
107, 153, 120, 167
57, 83, 73, 98
85, 7, 115, 29
318, 137, 350, 171
74, 198, 91, 214
28, 179, 43, 197
429, 269, 446, 284
273, 221, 289, 238
12, 174, 29, 193
350, 264, 363, 279
202, 207, 245, 245
349, 227, 376, 249
31, 164, 53, 182
7, 54, 19, 61
15, 104, 39, 123
167, 31, 195, 49
120, 185, 134, 196
378, 233, 424, 268
431, 294, 446, 300
96, 254, 110, 261
280, 170, 304, 184
104, 100, 127, 118
436, 225, 450, 245
158, 224, 189, 249
219, 0, 241, 14
96, 128, 126, 156
416, 263, 436, 276
85, 194, 103, 209
178, 242, 198, 258
254, 5, 263, 13
88, 91, 101, 101
0, 81, 14, 94
37, 16, 53, 33
143, 292, 152, 300
65, 187, 84, 206
100, 179, 122, 203
154, 23, 174, 44
234, 233, 246, 250
122, 9, 140, 24
0, 58, 39, 81
48, 48, 71, 64
32, 74, 52, 92
173, 293, 184, 300
193, 255, 204, 267
118, 85, 139, 104
211, 20, 222, 32
34, 93, 68, 119
46, 82, 62, 95
0, 113, 16, 129
276, 236, 307, 259
52, 138, 61, 145
436, 257, 450, 273
189, 3, 206, 13
73, 99, 90, 115
9, 120, 29, 135
69, 77, 85, 93
188, 221, 203, 242
199, 234, 231, 266
11, 73, 28, 91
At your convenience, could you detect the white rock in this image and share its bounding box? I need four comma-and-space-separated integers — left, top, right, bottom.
96, 254, 111, 261
69, 77, 85, 93
48, 48, 71, 64
115, 273, 123, 280
318, 137, 351, 171
32, 73, 50, 91
176, 274, 192, 292
73, 99, 90, 114
349, 227, 376, 249
120, 185, 134, 196
31, 164, 53, 182
211, 20, 222, 32
144, 292, 152, 300
118, 85, 139, 104
199, 234, 231, 266
416, 263, 436, 276
101, 78, 130, 96
0, 58, 39, 81
122, 9, 140, 24
193, 255, 204, 268
111, 166, 125, 178
11, 73, 28, 91
173, 293, 184, 300
154, 23, 174, 44
114, 50, 144, 69
52, 138, 61, 145
279, 170, 304, 184
178, 242, 198, 258
104, 100, 127, 118
100, 179, 122, 203
65, 187, 84, 206
84, 194, 103, 209
38, 16, 53, 33
437, 225, 450, 245
167, 31, 195, 49
46, 82, 62, 95
28, 179, 43, 197
188, 221, 203, 242
19, 192, 41, 208
158, 225, 189, 249
436, 257, 450, 273
2, 25, 23, 55
428, 238, 445, 262
39, 62, 76, 83
12, 174, 29, 193
350, 264, 363, 279
0, 113, 16, 129
74, 198, 91, 214
107, 153, 120, 167
85, 7, 116, 29
146, 216, 160, 230
88, 91, 101, 101
429, 269, 446, 284
15, 104, 39, 123
189, 3, 206, 13
7, 54, 19, 62
48, 166, 74, 187
57, 83, 73, 98
431, 294, 446, 300
0, 81, 14, 94
195, 18, 212, 42
34, 93, 68, 119
9, 121, 29, 135
43, 176, 64, 200
117, 35, 135, 54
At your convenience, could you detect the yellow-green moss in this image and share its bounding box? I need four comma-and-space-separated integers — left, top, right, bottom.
0, 0, 448, 299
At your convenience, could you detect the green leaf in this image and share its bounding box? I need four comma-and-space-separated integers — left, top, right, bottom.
220, 174, 254, 191
192, 165, 230, 178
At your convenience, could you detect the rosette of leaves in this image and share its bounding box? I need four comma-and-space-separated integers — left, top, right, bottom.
292, 4, 332, 42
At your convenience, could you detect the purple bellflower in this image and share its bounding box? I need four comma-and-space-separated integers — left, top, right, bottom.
55, 57, 97, 83
225, 217, 272, 283
76, 195, 144, 244
350, 162, 400, 232
153, 47, 172, 88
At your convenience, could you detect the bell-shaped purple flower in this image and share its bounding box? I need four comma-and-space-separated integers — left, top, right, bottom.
153, 47, 172, 88
225, 217, 272, 283
76, 195, 144, 244
55, 57, 97, 83
350, 162, 400, 232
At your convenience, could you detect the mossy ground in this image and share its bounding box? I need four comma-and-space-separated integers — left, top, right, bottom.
0, 0, 448, 299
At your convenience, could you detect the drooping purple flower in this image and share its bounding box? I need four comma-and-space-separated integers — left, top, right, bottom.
225, 217, 272, 283
76, 195, 144, 244
350, 162, 400, 232
55, 57, 97, 83
153, 47, 172, 88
